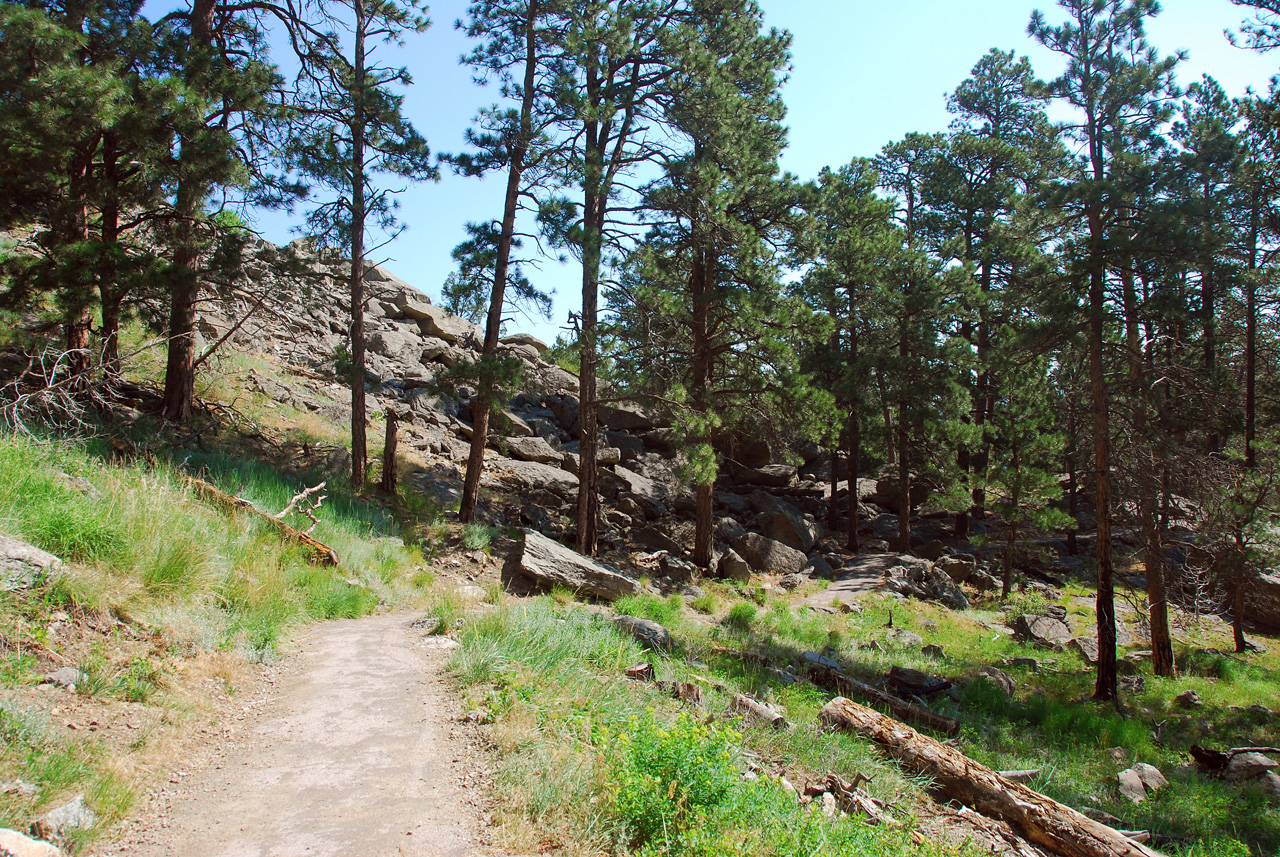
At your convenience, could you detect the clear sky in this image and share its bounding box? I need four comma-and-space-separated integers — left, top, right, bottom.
239, 0, 1280, 346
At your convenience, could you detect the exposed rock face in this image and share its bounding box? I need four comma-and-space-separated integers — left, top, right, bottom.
503, 436, 562, 464
0, 536, 62, 591
732, 532, 807, 574
490, 458, 579, 501
1225, 752, 1278, 781
503, 530, 640, 601
735, 464, 796, 488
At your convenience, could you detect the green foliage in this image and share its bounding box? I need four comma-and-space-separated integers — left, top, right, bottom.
115, 657, 162, 703
725, 601, 757, 630
461, 522, 501, 553
615, 594, 684, 627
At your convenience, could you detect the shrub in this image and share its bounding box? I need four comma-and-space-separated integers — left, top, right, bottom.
726, 601, 757, 631
461, 522, 501, 553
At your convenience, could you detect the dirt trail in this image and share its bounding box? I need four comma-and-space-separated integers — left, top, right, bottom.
95, 613, 487, 857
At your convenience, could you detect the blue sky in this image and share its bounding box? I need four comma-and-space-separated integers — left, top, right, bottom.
240, 0, 1280, 345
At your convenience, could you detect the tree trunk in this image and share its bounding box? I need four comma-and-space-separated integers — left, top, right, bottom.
819, 698, 1167, 857
1087, 220, 1117, 704
1066, 408, 1078, 557
98, 135, 122, 377
161, 0, 215, 423
576, 181, 603, 556
897, 416, 910, 553
348, 0, 369, 490
847, 406, 860, 553
460, 2, 538, 523
380, 412, 398, 494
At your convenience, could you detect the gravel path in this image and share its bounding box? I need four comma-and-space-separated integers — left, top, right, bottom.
95, 613, 486, 857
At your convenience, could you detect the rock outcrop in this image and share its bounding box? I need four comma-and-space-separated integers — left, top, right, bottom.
503, 529, 640, 601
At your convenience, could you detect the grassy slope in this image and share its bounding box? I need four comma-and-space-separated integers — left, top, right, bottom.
0, 357, 437, 850
448, 579, 1279, 857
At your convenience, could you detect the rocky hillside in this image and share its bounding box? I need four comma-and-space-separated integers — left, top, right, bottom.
196, 242, 1280, 635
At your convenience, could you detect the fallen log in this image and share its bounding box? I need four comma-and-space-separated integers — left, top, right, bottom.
729, 693, 790, 729
185, 475, 339, 566
819, 697, 1165, 857
805, 657, 959, 737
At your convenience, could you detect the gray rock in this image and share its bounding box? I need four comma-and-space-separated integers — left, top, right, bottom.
1118, 675, 1146, 694
499, 333, 548, 354
1244, 571, 1280, 633
598, 402, 659, 432
1225, 752, 1279, 781
779, 573, 805, 591
1118, 768, 1147, 803
1176, 689, 1203, 708
715, 549, 752, 582
611, 465, 667, 501
979, 666, 1016, 696
397, 298, 480, 346
970, 570, 1001, 592
43, 667, 85, 690
935, 554, 976, 584
491, 457, 579, 501
886, 628, 924, 649
714, 491, 750, 514
1073, 635, 1099, 664
1013, 614, 1072, 648
614, 616, 673, 650
504, 435, 563, 464
1131, 763, 1168, 792
504, 529, 640, 602
0, 536, 63, 592
748, 491, 820, 552
922, 644, 946, 659
659, 555, 697, 583
365, 327, 423, 364
1009, 657, 1039, 671
1, 780, 37, 797
496, 341, 541, 362
31, 795, 94, 842
735, 464, 797, 488
802, 650, 843, 671
0, 829, 63, 857
732, 533, 807, 574
804, 554, 836, 580
916, 539, 945, 561
1260, 771, 1280, 802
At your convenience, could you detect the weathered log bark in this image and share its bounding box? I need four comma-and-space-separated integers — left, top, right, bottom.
185, 476, 339, 566
729, 693, 789, 729
806, 662, 959, 737
819, 697, 1165, 857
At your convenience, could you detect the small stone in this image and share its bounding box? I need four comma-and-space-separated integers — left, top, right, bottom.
1117, 768, 1147, 803
42, 667, 84, 690
1175, 689, 1203, 709
1009, 657, 1038, 671
1260, 771, 1280, 802
0, 780, 38, 797
31, 795, 94, 841
886, 628, 924, 649
1108, 746, 1129, 762
922, 644, 946, 659
779, 572, 805, 591
1225, 752, 1279, 782
838, 601, 865, 615
1118, 675, 1145, 694
821, 791, 838, 817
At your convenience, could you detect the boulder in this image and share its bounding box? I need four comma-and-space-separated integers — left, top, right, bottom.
659, 554, 697, 583
748, 491, 820, 552
734, 464, 797, 488
886, 628, 924, 649
491, 458, 579, 501
0, 536, 62, 592
504, 529, 640, 601
979, 665, 1016, 696
1225, 752, 1279, 782
0, 830, 63, 857
715, 549, 752, 582
504, 436, 563, 465
916, 540, 945, 562
1012, 614, 1072, 648
1175, 689, 1203, 708
43, 667, 85, 690
496, 341, 541, 362
935, 554, 976, 584
499, 333, 548, 354
779, 572, 806, 591
1117, 768, 1147, 803
389, 288, 432, 319
611, 465, 667, 502
732, 533, 807, 574
804, 554, 836, 580
1244, 572, 1280, 632
598, 401, 660, 432
1072, 636, 1100, 664
408, 303, 481, 346
1131, 763, 1168, 793
867, 476, 930, 515
614, 616, 673, 650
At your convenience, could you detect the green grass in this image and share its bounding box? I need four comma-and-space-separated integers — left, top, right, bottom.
449, 599, 950, 857
460, 522, 501, 553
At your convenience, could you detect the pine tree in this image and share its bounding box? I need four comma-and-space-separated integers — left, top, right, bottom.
607, 0, 801, 569
290, 0, 436, 488
446, 0, 565, 524
1030, 0, 1181, 702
